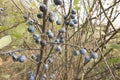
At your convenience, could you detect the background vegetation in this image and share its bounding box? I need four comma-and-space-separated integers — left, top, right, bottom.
0, 0, 120, 80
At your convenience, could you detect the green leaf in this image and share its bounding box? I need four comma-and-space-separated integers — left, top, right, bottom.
12, 33, 22, 39
86, 5, 90, 14
74, 0, 80, 10
74, 0, 79, 5
0, 35, 12, 49
55, 25, 61, 31
11, 23, 26, 39
110, 43, 120, 49
0, 26, 8, 30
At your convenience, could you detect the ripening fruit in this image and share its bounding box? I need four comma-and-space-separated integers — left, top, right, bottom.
64, 15, 67, 19
72, 19, 78, 24
28, 71, 33, 77
69, 21, 74, 27
37, 12, 43, 18
28, 71, 35, 80
50, 41, 55, 46
28, 19, 34, 25
41, 74, 47, 80
85, 56, 91, 63
70, 14, 75, 19
55, 38, 60, 43
73, 50, 80, 56
48, 58, 54, 63
65, 20, 70, 25
28, 25, 35, 33
71, 9, 77, 14
23, 15, 28, 20
12, 54, 18, 62
60, 38, 64, 43
80, 48, 87, 55
46, 30, 52, 35
39, 4, 47, 12
48, 32, 54, 38
56, 19, 62, 25
33, 34, 39, 41
49, 16, 54, 23
31, 54, 37, 60
59, 27, 66, 33
18, 55, 26, 62
54, 0, 62, 5
40, 40, 47, 46
29, 74, 35, 80
35, 38, 41, 44
59, 34, 64, 39
90, 52, 98, 59
36, 54, 41, 62
44, 64, 49, 70
55, 45, 62, 52
49, 11, 54, 16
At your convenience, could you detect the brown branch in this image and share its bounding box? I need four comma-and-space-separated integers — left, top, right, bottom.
35, 0, 49, 80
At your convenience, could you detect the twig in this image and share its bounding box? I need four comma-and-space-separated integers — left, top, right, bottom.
90, 0, 120, 20
98, 0, 116, 32
84, 48, 113, 78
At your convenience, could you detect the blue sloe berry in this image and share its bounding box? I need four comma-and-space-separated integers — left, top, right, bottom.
80, 48, 87, 55
54, 0, 62, 5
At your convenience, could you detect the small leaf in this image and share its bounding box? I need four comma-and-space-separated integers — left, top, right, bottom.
12, 33, 22, 39
0, 35, 12, 49
86, 6, 90, 14
74, 0, 80, 10
55, 25, 61, 31
0, 26, 8, 30
74, 0, 79, 5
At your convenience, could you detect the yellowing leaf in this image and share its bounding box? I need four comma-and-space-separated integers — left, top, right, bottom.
55, 25, 61, 30
0, 35, 12, 49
